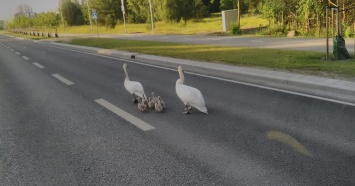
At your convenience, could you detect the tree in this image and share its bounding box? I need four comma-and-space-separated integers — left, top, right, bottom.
90, 0, 121, 27
163, 0, 208, 22
61, 0, 85, 26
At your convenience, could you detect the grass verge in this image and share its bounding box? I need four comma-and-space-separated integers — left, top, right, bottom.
63, 38, 354, 78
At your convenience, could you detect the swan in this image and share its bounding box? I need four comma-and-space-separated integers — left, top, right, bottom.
123, 63, 146, 103
137, 97, 147, 112
155, 99, 164, 112
148, 97, 155, 109
157, 96, 165, 108
175, 65, 208, 114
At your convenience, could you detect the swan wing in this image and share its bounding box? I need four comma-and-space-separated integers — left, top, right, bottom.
125, 80, 145, 97
176, 83, 206, 112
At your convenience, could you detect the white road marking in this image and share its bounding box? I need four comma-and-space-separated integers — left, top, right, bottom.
43, 44, 355, 107
10, 49, 14, 52
95, 99, 155, 131
51, 74, 74, 85
15, 52, 20, 55
22, 56, 30, 60
32, 62, 45, 69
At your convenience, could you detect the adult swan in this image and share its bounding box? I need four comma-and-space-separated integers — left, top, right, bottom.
123, 63, 146, 103
175, 65, 208, 114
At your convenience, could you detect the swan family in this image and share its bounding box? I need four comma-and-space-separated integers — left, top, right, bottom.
123, 63, 207, 115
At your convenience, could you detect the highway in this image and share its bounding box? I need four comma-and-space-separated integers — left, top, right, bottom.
0, 34, 355, 185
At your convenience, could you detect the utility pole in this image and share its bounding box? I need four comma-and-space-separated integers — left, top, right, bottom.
237, 0, 240, 27
121, 0, 127, 34
87, 0, 93, 32
149, 0, 154, 33
60, 7, 65, 32
337, 0, 341, 36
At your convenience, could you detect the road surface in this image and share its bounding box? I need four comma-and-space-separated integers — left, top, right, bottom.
0, 34, 355, 185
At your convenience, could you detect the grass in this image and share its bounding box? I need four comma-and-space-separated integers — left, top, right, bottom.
62, 38, 355, 79
2, 31, 49, 40
58, 13, 269, 35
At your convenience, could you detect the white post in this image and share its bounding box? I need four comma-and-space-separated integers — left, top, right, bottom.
149, 0, 154, 33
121, 0, 127, 34
87, 0, 93, 32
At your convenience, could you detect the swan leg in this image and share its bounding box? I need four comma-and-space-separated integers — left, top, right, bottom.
183, 105, 191, 114
132, 94, 138, 103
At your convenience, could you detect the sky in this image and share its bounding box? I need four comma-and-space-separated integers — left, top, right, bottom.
0, 0, 59, 20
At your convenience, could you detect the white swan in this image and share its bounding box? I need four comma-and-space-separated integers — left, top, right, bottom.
175, 65, 208, 114
123, 63, 146, 103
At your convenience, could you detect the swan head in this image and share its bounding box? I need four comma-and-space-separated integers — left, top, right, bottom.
123, 63, 128, 69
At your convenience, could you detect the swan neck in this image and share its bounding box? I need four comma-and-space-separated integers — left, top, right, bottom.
124, 66, 129, 80
178, 67, 184, 83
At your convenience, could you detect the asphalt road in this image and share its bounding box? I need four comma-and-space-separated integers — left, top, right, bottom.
1, 34, 355, 185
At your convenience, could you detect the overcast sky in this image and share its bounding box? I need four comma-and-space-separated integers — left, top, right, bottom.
0, 0, 59, 20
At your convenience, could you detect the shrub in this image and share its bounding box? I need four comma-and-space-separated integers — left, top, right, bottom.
229, 22, 241, 35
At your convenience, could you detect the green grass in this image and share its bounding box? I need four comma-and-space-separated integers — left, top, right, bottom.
58, 14, 268, 35
62, 38, 355, 78
2, 31, 50, 40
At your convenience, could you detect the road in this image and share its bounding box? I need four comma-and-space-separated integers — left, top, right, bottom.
61, 33, 355, 53
1, 34, 355, 185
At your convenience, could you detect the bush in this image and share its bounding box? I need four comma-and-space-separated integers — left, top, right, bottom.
257, 25, 285, 36
105, 15, 116, 29
229, 22, 241, 35
344, 26, 352, 38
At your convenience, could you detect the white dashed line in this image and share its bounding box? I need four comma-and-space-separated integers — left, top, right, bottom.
95, 99, 155, 131
22, 56, 29, 60
32, 62, 45, 69
51, 74, 74, 85
15, 52, 20, 55
10, 49, 14, 52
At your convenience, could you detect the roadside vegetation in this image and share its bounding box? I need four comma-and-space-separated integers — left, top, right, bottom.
5, 0, 354, 37
57, 14, 268, 35
62, 38, 355, 79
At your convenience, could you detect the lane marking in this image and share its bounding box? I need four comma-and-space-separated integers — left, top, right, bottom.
32, 62, 45, 69
10, 49, 14, 52
51, 74, 74, 85
22, 56, 30, 60
267, 130, 312, 157
95, 99, 155, 131
15, 52, 20, 55
42, 44, 355, 107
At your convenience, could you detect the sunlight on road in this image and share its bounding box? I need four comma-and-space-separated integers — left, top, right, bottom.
267, 130, 312, 157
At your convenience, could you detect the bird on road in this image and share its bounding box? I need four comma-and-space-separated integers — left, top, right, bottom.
123, 63, 146, 103
175, 65, 208, 114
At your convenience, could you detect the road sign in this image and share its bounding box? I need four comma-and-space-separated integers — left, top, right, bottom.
92, 12, 98, 20
92, 9, 96, 13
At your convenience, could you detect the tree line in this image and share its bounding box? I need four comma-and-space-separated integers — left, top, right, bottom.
5, 0, 355, 37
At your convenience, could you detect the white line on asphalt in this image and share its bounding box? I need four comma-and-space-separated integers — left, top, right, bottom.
51, 74, 74, 85
15, 52, 20, 55
95, 99, 155, 131
251, 40, 263, 43
32, 62, 44, 69
43, 44, 355, 107
22, 56, 29, 60
10, 49, 14, 52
